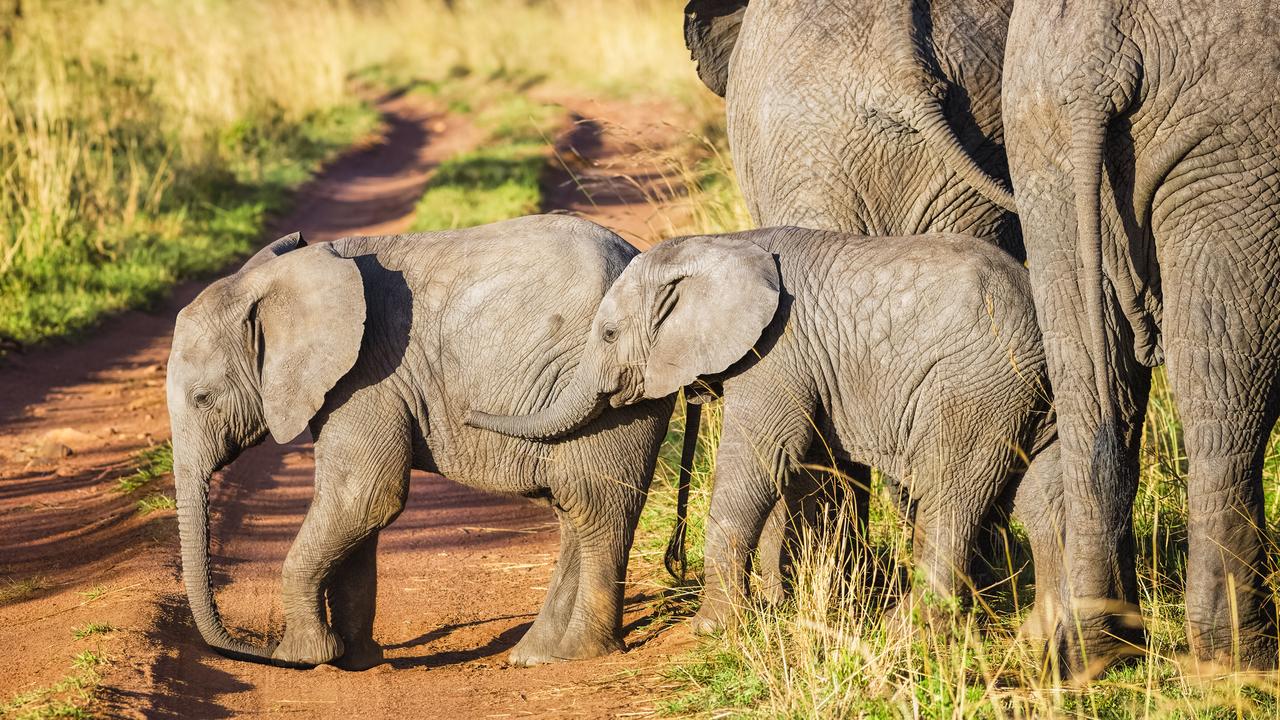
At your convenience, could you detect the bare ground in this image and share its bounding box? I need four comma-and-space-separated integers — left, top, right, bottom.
0, 91, 699, 719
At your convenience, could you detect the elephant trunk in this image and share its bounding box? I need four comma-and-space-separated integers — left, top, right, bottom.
466, 375, 605, 441
175, 460, 279, 665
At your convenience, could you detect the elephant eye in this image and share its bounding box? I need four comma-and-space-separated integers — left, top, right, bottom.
192, 390, 214, 408
601, 324, 619, 343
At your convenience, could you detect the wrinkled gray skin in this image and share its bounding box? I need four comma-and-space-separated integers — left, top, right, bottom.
1004, 0, 1280, 673
470, 228, 1064, 633
686, 0, 1023, 590
687, 0, 1018, 249
167, 215, 671, 670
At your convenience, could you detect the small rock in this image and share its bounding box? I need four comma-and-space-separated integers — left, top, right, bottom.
32, 428, 95, 460
34, 440, 73, 460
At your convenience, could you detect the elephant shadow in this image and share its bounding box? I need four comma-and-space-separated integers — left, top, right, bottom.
386, 614, 536, 669
384, 589, 670, 669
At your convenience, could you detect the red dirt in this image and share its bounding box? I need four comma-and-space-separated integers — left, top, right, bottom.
538, 94, 699, 250
0, 91, 697, 718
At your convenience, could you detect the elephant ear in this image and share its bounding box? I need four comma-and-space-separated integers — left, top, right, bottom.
240, 231, 307, 274
684, 0, 748, 97
242, 244, 366, 443
642, 236, 779, 399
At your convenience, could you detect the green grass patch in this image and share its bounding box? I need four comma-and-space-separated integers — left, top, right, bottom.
0, 575, 48, 605
78, 587, 106, 603
71, 624, 114, 640
408, 75, 565, 232
0, 103, 378, 348
136, 493, 176, 515
115, 442, 173, 494
2, 649, 106, 719
410, 143, 548, 231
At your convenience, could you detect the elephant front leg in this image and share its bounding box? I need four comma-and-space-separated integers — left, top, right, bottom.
327, 535, 385, 670
509, 511, 581, 666
551, 510, 632, 661
274, 422, 411, 668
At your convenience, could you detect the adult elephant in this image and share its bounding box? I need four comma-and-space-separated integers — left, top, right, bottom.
683, 0, 1022, 603
1004, 0, 1280, 674
686, 0, 1018, 250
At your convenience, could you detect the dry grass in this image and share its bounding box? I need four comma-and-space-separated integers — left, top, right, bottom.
640, 371, 1280, 718
0, 0, 711, 345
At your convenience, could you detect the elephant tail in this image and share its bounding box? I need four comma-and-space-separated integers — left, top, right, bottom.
664, 400, 702, 581
1069, 104, 1124, 496
907, 98, 1017, 213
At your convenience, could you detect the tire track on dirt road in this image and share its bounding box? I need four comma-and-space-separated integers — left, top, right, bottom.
1, 91, 700, 718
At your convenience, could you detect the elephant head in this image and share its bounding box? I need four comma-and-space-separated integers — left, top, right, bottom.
684, 0, 749, 97
166, 233, 366, 665
467, 235, 780, 438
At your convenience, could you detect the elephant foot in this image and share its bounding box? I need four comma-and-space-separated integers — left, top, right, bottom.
273, 623, 344, 667
689, 605, 729, 635
1017, 603, 1054, 643
508, 633, 622, 666
334, 639, 385, 671
1050, 603, 1146, 681
508, 631, 562, 667
887, 593, 961, 635
554, 633, 624, 662
754, 575, 789, 607
1187, 621, 1278, 671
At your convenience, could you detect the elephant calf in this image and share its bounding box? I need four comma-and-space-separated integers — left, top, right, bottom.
167, 215, 671, 669
471, 227, 1063, 633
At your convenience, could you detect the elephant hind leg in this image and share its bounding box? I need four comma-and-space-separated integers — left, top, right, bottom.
1165, 335, 1280, 669
1010, 442, 1064, 642
508, 511, 582, 666
328, 535, 385, 670
754, 448, 862, 606
905, 429, 1019, 624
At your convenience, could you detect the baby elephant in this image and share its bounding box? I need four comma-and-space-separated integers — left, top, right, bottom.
167, 215, 671, 670
470, 227, 1063, 634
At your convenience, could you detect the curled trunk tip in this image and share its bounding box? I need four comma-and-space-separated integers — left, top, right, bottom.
466, 380, 603, 441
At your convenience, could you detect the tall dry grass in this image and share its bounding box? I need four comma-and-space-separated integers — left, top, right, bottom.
0, 0, 360, 273
0, 0, 710, 344
648, 369, 1280, 718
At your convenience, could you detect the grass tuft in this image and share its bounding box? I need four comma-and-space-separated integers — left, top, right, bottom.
115, 442, 172, 494
410, 80, 565, 232
136, 493, 176, 515
0, 575, 49, 605
2, 649, 107, 719
71, 624, 114, 640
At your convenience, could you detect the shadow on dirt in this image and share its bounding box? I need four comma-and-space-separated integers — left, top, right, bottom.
130, 593, 254, 719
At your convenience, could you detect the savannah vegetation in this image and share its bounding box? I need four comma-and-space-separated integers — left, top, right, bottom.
3, 0, 1280, 717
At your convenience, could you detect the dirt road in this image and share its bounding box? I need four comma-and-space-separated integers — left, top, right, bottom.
0, 91, 698, 718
